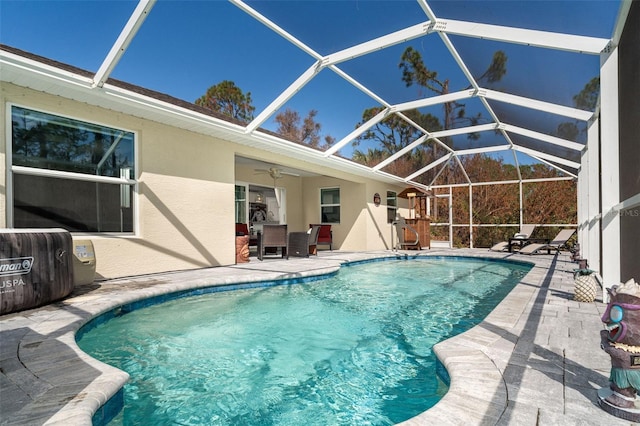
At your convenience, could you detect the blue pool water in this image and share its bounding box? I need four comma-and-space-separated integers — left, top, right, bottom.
77, 257, 530, 425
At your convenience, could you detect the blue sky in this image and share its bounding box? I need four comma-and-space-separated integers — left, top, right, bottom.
0, 0, 622, 164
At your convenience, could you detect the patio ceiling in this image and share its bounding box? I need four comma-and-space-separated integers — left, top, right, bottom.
0, 0, 624, 189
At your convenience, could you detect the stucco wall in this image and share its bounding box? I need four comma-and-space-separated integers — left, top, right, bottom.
301, 176, 407, 251
363, 181, 404, 251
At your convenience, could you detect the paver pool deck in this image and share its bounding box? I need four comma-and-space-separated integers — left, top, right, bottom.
0, 248, 636, 425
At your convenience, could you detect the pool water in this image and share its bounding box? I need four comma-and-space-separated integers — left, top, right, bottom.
77, 257, 530, 425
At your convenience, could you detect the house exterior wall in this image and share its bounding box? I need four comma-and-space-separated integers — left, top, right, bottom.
302, 175, 366, 250
2, 82, 409, 280
2, 83, 238, 279
301, 176, 407, 251
361, 180, 404, 251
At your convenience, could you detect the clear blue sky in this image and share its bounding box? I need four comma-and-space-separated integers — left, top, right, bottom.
0, 0, 622, 163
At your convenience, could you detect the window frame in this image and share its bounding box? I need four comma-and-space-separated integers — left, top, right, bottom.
234, 183, 248, 225
320, 186, 340, 224
6, 102, 139, 235
386, 190, 397, 224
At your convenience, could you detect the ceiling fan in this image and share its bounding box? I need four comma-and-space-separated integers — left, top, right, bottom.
254, 167, 299, 185
253, 167, 299, 207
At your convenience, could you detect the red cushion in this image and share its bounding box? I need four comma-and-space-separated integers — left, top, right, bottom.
310, 224, 331, 243
236, 223, 249, 235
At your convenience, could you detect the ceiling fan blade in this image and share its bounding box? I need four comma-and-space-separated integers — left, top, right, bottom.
270, 168, 300, 177
253, 167, 300, 178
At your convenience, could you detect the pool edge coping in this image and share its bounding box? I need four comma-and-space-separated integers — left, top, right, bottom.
397, 253, 546, 425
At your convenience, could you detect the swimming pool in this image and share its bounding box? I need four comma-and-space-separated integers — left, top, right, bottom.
77, 257, 531, 425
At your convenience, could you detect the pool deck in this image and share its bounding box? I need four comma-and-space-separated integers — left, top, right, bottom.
0, 248, 635, 425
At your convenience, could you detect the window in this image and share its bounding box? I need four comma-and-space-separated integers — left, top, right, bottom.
387, 190, 397, 223
10, 105, 136, 232
235, 184, 247, 224
320, 187, 340, 224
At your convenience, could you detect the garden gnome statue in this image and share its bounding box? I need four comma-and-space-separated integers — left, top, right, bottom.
599, 278, 640, 421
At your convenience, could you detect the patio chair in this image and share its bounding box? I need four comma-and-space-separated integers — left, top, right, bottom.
308, 225, 321, 255
236, 223, 257, 247
236, 223, 249, 236
489, 224, 537, 252
518, 228, 576, 255
395, 217, 421, 250
310, 224, 332, 250
257, 224, 288, 260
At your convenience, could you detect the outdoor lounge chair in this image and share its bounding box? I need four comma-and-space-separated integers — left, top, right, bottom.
257, 224, 288, 260
518, 228, 576, 255
395, 217, 421, 250
489, 224, 537, 252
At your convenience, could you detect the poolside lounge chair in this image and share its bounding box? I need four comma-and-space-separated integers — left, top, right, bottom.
518, 228, 576, 255
489, 224, 536, 252
257, 225, 288, 260
395, 217, 421, 250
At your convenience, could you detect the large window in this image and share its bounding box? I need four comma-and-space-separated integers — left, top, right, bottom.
10, 105, 136, 232
320, 187, 340, 224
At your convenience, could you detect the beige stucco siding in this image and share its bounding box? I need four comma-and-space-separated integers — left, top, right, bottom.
300, 176, 405, 251
363, 181, 398, 251
95, 174, 235, 278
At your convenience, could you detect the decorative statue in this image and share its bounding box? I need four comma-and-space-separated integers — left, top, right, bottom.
599, 278, 640, 420
235, 235, 250, 264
